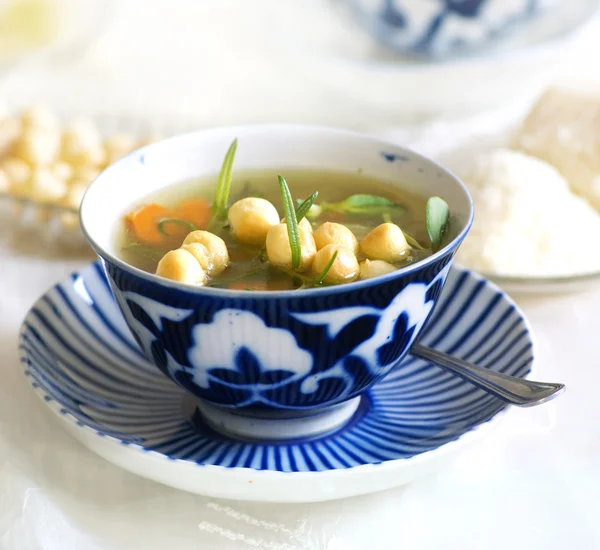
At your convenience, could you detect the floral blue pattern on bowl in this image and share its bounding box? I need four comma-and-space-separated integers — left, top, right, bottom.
80, 125, 473, 440
18, 262, 535, 501
344, 0, 543, 57
104, 252, 452, 412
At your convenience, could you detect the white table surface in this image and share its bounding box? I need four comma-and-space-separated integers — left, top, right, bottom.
1, 1, 600, 549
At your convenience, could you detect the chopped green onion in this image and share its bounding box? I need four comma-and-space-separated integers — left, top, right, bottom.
426, 196, 450, 250
278, 175, 301, 270
157, 218, 197, 236
321, 194, 404, 217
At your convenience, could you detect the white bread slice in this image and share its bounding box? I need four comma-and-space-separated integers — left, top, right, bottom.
515, 88, 600, 210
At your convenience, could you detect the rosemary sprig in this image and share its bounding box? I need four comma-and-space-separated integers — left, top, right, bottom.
209, 138, 238, 229
295, 192, 318, 222
278, 175, 301, 270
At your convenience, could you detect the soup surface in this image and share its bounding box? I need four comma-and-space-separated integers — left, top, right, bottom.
117, 167, 445, 291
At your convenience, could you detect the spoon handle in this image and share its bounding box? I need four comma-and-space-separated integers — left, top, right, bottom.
410, 344, 565, 407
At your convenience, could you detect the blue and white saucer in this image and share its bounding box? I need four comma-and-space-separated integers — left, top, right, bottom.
19, 262, 534, 502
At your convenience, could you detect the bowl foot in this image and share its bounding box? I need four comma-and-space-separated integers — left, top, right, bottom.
194, 397, 362, 442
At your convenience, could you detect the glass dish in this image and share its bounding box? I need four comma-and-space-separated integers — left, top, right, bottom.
0, 111, 198, 251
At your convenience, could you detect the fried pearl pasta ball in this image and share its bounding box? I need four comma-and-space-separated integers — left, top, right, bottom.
282, 216, 313, 233
1, 157, 31, 195
182, 230, 229, 275
136, 132, 163, 148
12, 125, 61, 166
360, 223, 410, 262
313, 222, 359, 254
62, 181, 89, 210
52, 161, 74, 182
312, 244, 359, 285
28, 168, 68, 202
359, 259, 397, 280
71, 164, 101, 186
0, 169, 8, 192
228, 197, 280, 245
0, 118, 21, 156
20, 105, 60, 131
266, 223, 316, 272
104, 133, 136, 166
180, 242, 213, 273
156, 249, 207, 285
61, 118, 106, 167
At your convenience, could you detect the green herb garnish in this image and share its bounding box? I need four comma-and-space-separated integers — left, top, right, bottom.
295, 192, 318, 222
157, 218, 197, 236
278, 175, 301, 270
212, 138, 238, 220
321, 194, 404, 217
212, 267, 270, 286
426, 196, 450, 250
314, 250, 338, 286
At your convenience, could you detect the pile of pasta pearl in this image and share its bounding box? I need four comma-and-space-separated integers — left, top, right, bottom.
0, 104, 160, 227
156, 196, 412, 286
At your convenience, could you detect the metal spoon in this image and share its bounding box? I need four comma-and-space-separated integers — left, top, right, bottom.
410, 344, 565, 407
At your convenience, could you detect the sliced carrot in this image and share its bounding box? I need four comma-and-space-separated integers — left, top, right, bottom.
126, 203, 174, 244
177, 199, 211, 229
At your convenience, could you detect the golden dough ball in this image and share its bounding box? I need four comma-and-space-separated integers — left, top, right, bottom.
0, 118, 21, 156
360, 223, 410, 262
182, 230, 229, 275
13, 126, 61, 166
52, 162, 74, 182
266, 223, 316, 272
312, 244, 359, 285
359, 259, 397, 280
228, 197, 280, 245
61, 118, 105, 166
180, 242, 213, 273
62, 181, 88, 210
0, 169, 9, 192
60, 211, 80, 230
2, 157, 32, 196
282, 216, 313, 233
136, 132, 163, 148
21, 105, 60, 130
28, 168, 68, 202
313, 222, 359, 254
71, 164, 101, 185
156, 249, 207, 285
104, 133, 136, 166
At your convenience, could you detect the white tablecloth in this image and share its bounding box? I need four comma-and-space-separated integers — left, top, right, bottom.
1, 1, 600, 548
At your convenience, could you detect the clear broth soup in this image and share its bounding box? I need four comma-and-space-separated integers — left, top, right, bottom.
117, 169, 438, 291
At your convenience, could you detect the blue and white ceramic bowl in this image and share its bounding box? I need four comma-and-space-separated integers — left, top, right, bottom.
80, 125, 473, 441
343, 0, 548, 57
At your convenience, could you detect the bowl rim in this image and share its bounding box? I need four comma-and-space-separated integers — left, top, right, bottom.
80, 123, 474, 298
